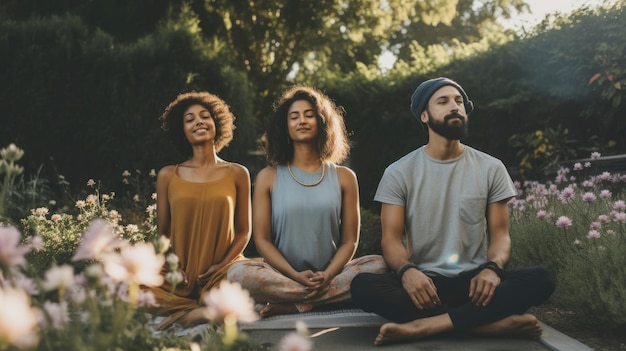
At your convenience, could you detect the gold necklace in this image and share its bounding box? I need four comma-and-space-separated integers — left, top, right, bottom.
287, 162, 325, 187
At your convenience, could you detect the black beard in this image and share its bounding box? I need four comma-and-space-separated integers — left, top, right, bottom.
427, 110, 468, 140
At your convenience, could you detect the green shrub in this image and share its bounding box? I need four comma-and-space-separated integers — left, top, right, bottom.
356, 206, 383, 257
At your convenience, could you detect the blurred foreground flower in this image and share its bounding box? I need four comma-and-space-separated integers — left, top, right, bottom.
41, 264, 75, 298
72, 219, 122, 261
203, 280, 259, 345
0, 286, 39, 349
278, 321, 312, 351
0, 225, 31, 274
278, 332, 313, 351
203, 280, 259, 324
103, 242, 164, 288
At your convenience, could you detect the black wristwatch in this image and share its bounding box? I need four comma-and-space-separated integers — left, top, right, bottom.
482, 261, 504, 278
397, 263, 419, 278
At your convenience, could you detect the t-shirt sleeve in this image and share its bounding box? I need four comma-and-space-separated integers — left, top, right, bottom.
488, 161, 517, 203
374, 167, 406, 207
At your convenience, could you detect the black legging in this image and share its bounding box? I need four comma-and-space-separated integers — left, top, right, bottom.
350, 266, 555, 330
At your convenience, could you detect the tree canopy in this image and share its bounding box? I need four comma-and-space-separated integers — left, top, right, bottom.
1, 0, 530, 121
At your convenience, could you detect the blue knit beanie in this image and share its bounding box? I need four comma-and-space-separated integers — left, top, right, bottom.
410, 77, 474, 121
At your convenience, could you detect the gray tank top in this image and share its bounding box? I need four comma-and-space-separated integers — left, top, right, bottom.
271, 163, 341, 272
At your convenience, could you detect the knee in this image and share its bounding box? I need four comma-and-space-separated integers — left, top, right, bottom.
530, 266, 557, 299
226, 261, 245, 282
350, 273, 374, 303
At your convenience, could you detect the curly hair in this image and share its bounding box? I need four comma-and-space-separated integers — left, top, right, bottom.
263, 85, 350, 166
159, 91, 235, 156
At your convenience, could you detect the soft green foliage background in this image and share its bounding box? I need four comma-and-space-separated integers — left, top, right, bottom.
1, 1, 625, 203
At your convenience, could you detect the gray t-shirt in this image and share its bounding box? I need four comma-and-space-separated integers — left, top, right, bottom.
374, 145, 516, 277
272, 163, 341, 272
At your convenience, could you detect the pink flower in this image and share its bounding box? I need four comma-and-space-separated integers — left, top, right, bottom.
555, 216, 572, 228
599, 190, 612, 199
584, 162, 591, 168
40, 301, 69, 330
613, 200, 625, 211
0, 226, 31, 269
587, 230, 601, 239
27, 236, 44, 252
13, 276, 39, 295
558, 186, 575, 202
536, 210, 548, 219
590, 152, 601, 159
589, 222, 601, 230
598, 214, 610, 223
72, 220, 122, 262
582, 192, 596, 202
138, 290, 159, 308
573, 162, 583, 170
582, 180, 594, 188
613, 212, 626, 223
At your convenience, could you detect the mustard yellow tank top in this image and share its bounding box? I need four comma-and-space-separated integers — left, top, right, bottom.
168, 164, 240, 294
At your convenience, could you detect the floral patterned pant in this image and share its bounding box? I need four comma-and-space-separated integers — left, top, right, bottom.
227, 255, 388, 312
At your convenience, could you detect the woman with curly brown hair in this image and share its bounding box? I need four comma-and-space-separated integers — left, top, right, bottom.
227, 86, 387, 317
148, 91, 251, 329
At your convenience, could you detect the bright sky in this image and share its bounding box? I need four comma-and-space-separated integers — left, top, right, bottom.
506, 0, 609, 31
379, 0, 611, 69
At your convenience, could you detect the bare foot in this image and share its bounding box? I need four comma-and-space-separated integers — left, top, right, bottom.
374, 314, 453, 346
256, 303, 299, 318
472, 314, 542, 340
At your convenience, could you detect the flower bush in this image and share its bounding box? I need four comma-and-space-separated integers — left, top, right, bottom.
0, 144, 314, 351
509, 152, 626, 327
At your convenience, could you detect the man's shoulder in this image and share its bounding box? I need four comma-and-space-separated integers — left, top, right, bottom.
386, 147, 425, 170
464, 145, 505, 165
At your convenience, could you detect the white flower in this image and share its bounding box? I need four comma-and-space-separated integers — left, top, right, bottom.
42, 264, 75, 292
166, 253, 179, 267
165, 271, 183, 286
203, 281, 259, 324
72, 220, 121, 261
68, 285, 87, 304
278, 332, 313, 351
0, 143, 24, 162
102, 242, 164, 286
0, 286, 39, 348
0, 226, 31, 269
